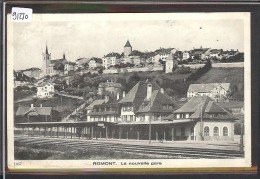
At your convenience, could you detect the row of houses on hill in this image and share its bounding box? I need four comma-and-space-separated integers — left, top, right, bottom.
19, 41, 243, 79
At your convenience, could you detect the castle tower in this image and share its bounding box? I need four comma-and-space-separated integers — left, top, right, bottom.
124, 40, 132, 57
165, 51, 178, 74
42, 44, 51, 76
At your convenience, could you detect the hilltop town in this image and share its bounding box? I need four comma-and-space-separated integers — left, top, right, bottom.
13, 40, 245, 157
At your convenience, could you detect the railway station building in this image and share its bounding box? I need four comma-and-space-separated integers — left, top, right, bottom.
14, 81, 238, 142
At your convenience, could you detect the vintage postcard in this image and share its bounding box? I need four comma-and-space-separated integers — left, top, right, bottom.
7, 12, 251, 170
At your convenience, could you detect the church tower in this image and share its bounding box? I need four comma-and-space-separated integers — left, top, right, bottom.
124, 40, 132, 57
42, 44, 51, 76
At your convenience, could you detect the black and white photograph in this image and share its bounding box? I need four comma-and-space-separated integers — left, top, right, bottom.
7, 12, 251, 169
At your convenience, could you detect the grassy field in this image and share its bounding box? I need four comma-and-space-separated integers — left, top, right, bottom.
196, 67, 244, 85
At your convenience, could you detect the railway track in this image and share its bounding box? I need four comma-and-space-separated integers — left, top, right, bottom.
15, 136, 244, 159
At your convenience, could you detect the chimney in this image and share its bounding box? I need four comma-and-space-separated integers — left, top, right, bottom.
30, 104, 34, 108
105, 95, 109, 103
123, 91, 125, 98
147, 84, 152, 99
40, 104, 43, 107
161, 88, 164, 94
117, 92, 120, 100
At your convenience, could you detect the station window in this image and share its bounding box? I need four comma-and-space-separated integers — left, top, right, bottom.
223, 127, 228, 136
213, 126, 219, 136
204, 126, 210, 136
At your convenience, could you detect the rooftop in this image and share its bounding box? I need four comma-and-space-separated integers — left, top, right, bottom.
104, 52, 121, 58
50, 59, 67, 65
124, 40, 132, 48
173, 96, 238, 120
137, 90, 178, 113
119, 81, 160, 109
16, 106, 52, 116
85, 99, 106, 110
90, 57, 103, 64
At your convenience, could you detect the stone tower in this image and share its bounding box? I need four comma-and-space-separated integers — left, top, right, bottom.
124, 40, 132, 57
165, 50, 178, 74
42, 44, 51, 76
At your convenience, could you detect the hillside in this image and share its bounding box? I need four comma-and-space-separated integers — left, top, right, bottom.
195, 67, 244, 99
196, 67, 244, 85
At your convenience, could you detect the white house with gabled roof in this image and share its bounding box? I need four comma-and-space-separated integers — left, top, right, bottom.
36, 83, 55, 98
187, 83, 231, 102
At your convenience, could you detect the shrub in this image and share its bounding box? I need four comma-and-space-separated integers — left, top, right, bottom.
187, 60, 212, 81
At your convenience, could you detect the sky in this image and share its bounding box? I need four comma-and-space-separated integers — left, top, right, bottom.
9, 13, 245, 70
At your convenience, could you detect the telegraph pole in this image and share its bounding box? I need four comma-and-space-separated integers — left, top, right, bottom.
200, 103, 204, 141
149, 113, 151, 144
148, 97, 152, 144
240, 120, 244, 152
61, 95, 63, 121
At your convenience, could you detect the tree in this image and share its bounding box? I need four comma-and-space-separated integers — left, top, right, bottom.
30, 87, 37, 93
172, 64, 178, 72
126, 72, 141, 91
126, 62, 132, 68
130, 63, 135, 68
97, 67, 103, 74
114, 64, 120, 69
53, 61, 64, 71
84, 63, 89, 69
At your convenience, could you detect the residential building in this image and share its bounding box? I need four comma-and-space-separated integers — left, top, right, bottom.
171, 96, 238, 141
85, 99, 106, 121
201, 48, 211, 60
190, 47, 211, 61
87, 95, 122, 124
155, 48, 176, 61
75, 58, 90, 70
127, 50, 144, 66
144, 52, 155, 64
187, 83, 231, 102
209, 49, 222, 59
36, 83, 55, 98
97, 80, 123, 95
88, 57, 102, 69
153, 54, 161, 65
64, 62, 75, 75
13, 71, 31, 87
103, 53, 121, 69
182, 51, 190, 60
121, 56, 132, 64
